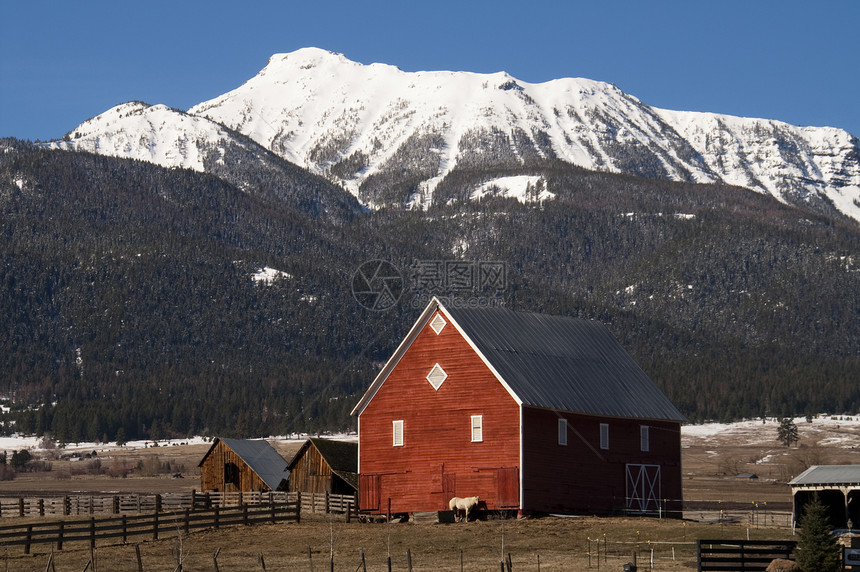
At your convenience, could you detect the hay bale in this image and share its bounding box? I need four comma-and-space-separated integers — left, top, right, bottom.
765, 558, 800, 572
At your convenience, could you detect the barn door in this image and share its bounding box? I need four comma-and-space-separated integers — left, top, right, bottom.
442, 473, 456, 508
497, 467, 519, 509
359, 474, 380, 511
625, 464, 661, 514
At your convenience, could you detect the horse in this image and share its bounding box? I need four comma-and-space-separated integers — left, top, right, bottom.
448, 496, 480, 522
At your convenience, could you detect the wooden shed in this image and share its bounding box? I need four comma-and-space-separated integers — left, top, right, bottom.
351, 297, 685, 517
789, 465, 860, 529
198, 438, 289, 492
286, 438, 358, 495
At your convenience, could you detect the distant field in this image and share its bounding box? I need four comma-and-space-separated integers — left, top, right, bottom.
0, 418, 857, 571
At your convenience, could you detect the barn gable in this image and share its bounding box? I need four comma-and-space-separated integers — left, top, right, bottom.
286, 438, 358, 494
198, 438, 289, 492
352, 297, 684, 422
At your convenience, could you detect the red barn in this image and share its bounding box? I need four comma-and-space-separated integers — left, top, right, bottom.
351, 298, 685, 517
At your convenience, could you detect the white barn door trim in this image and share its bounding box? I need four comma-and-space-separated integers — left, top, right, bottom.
625, 464, 661, 514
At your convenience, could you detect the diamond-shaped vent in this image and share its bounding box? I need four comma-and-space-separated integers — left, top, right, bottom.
426, 363, 448, 390
430, 313, 447, 335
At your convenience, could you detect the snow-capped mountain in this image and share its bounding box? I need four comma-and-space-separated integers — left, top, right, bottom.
49, 100, 361, 218
50, 48, 860, 221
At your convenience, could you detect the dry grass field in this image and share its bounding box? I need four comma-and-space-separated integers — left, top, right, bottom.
0, 417, 858, 571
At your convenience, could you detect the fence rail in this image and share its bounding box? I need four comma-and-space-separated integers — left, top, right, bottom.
0, 501, 300, 554
697, 539, 796, 572
0, 491, 357, 519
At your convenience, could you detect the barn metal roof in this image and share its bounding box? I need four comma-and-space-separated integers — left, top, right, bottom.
351, 297, 685, 422
201, 438, 289, 490
789, 465, 860, 487
444, 304, 686, 422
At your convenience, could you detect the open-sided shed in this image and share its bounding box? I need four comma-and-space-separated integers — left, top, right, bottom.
789, 465, 860, 529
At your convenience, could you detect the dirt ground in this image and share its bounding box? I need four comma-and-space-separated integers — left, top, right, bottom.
1, 417, 858, 571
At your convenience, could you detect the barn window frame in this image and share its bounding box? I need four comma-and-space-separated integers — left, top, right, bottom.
471, 415, 483, 442
600, 423, 610, 450
558, 418, 568, 445
426, 363, 448, 390
640, 425, 650, 452
392, 419, 404, 447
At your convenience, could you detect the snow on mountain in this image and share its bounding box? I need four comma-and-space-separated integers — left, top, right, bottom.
50, 48, 860, 222
49, 102, 236, 172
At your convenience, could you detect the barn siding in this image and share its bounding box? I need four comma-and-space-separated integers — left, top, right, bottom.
358, 311, 520, 514
288, 445, 333, 494
521, 408, 682, 515
199, 440, 273, 493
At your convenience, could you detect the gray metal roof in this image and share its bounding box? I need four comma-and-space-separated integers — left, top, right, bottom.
444, 304, 686, 422
214, 438, 289, 490
789, 465, 860, 487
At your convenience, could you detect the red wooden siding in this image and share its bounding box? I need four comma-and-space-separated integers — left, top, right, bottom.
358, 311, 520, 514
521, 407, 682, 515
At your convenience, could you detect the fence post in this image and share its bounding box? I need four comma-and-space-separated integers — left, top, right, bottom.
18, 496, 24, 517
90, 517, 96, 549
325, 491, 330, 514
184, 508, 190, 534
24, 524, 32, 554
243, 503, 249, 526
214, 505, 220, 529
155, 494, 162, 514
122, 515, 128, 543
113, 496, 119, 514
39, 498, 44, 517
153, 510, 159, 540
58, 522, 65, 550
64, 495, 70, 516
296, 492, 302, 524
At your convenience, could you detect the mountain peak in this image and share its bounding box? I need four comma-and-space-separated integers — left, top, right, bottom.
48, 47, 860, 222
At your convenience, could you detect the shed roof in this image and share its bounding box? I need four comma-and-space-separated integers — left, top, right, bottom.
199, 438, 289, 490
351, 297, 685, 422
789, 465, 860, 487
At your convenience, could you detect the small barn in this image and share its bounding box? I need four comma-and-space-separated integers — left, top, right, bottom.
199, 438, 289, 492
789, 465, 860, 529
351, 297, 686, 517
286, 438, 358, 495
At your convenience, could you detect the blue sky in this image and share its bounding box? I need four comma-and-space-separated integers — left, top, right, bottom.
2, 0, 858, 141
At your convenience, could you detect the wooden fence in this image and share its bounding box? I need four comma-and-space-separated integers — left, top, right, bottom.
0, 501, 300, 554
697, 539, 796, 571
0, 491, 357, 519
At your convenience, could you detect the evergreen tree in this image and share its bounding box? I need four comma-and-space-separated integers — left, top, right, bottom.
777, 417, 799, 447
795, 495, 841, 572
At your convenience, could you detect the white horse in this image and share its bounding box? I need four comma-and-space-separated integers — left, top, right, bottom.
448, 496, 480, 522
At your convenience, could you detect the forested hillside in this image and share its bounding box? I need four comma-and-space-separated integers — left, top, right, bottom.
2, 142, 858, 442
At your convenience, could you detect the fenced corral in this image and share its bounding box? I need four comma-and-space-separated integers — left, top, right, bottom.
0, 490, 357, 519
0, 501, 300, 554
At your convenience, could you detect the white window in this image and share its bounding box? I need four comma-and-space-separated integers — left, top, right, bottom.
393, 420, 404, 446
430, 313, 447, 335
558, 418, 568, 445
640, 425, 650, 452
600, 423, 609, 450
471, 415, 483, 442
426, 363, 448, 390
